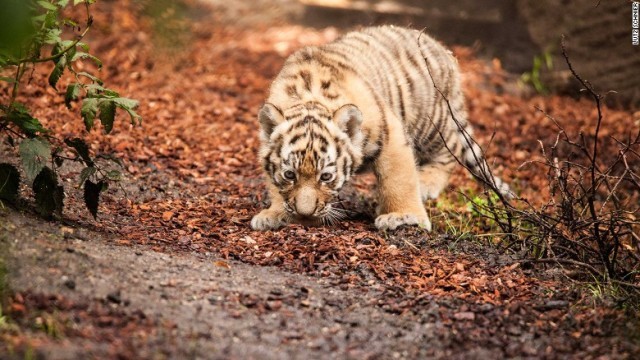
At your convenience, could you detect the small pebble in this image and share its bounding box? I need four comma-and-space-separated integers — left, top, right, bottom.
64, 279, 76, 290
107, 290, 122, 304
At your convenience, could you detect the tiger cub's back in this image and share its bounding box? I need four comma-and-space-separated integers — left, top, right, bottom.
333, 26, 511, 196
334, 26, 465, 129
264, 26, 475, 169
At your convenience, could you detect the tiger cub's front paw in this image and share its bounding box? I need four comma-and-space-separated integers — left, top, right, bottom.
375, 212, 432, 231
251, 209, 286, 231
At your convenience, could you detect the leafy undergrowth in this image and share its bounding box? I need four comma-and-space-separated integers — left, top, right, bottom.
1, 0, 640, 357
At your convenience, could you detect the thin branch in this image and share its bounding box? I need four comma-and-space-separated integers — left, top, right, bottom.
519, 258, 602, 277
7, 17, 93, 66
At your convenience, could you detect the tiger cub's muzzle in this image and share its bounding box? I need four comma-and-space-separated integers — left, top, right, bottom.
286, 186, 328, 218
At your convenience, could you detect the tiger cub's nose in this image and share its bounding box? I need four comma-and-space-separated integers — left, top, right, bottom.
295, 187, 318, 216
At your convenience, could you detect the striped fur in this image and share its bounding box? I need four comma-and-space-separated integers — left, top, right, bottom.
251, 26, 511, 231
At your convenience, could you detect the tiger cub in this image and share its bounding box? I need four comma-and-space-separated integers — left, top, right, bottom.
251, 26, 510, 231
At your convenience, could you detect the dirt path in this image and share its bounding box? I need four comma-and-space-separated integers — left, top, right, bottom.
1, 210, 513, 359
7, 210, 447, 359
1, 0, 639, 359
4, 208, 637, 359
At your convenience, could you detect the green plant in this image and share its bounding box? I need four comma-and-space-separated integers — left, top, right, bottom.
431, 198, 473, 238
520, 48, 553, 95
0, 0, 140, 218
427, 193, 501, 249
466, 190, 504, 227
0, 308, 8, 332
436, 210, 474, 247
34, 314, 62, 339
584, 276, 622, 305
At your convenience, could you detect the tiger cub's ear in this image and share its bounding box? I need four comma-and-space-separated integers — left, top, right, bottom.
333, 104, 363, 141
258, 103, 285, 139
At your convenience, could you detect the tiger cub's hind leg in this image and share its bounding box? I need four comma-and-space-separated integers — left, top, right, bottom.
418, 146, 458, 202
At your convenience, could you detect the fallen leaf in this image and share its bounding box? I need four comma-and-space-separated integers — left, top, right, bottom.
453, 312, 476, 321
214, 260, 231, 269
162, 211, 174, 221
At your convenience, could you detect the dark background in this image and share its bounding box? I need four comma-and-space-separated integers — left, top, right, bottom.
298, 0, 640, 109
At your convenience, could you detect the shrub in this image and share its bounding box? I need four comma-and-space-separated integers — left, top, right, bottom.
0, 0, 140, 218
461, 40, 639, 291
420, 32, 640, 295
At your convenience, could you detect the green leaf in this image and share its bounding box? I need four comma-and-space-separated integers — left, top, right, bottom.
64, 83, 80, 108
0, 0, 37, 59
31, 14, 47, 26
77, 42, 89, 51
111, 97, 139, 110
124, 108, 141, 125
81, 98, 98, 131
8, 102, 27, 112
106, 170, 121, 181
57, 0, 70, 7
86, 84, 105, 97
43, 11, 59, 28
64, 138, 93, 166
54, 40, 76, 61
33, 167, 64, 218
48, 55, 67, 89
6, 106, 47, 136
100, 88, 119, 98
77, 71, 103, 85
79, 166, 96, 186
0, 76, 16, 83
125, 108, 141, 125
73, 0, 85, 5
18, 117, 48, 135
37, 1, 59, 11
83, 179, 104, 219
0, 164, 20, 203
112, 97, 142, 124
84, 85, 121, 99
19, 137, 51, 182
98, 99, 116, 133
62, 19, 80, 29
43, 28, 62, 45
71, 52, 102, 69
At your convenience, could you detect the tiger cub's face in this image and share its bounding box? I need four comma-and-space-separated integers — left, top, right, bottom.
258, 102, 364, 224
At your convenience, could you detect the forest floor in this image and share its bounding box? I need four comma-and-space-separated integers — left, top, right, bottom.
1, 0, 640, 358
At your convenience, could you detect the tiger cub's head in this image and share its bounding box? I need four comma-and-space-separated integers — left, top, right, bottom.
258, 102, 364, 224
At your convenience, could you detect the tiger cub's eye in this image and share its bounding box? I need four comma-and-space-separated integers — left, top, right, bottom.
320, 173, 333, 182
283, 170, 296, 180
